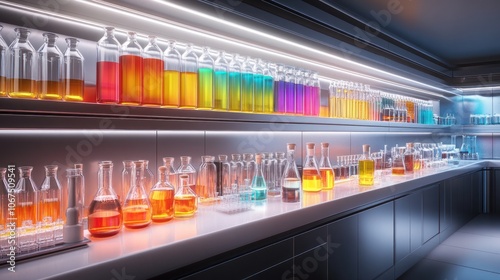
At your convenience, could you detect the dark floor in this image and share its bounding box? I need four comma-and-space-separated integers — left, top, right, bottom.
399, 214, 500, 280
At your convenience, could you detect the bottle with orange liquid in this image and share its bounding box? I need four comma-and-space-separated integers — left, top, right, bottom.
1, 168, 10, 256
122, 161, 151, 229
88, 161, 122, 237
176, 156, 197, 195
392, 147, 406, 175
162, 40, 181, 107
38, 165, 63, 248
96, 27, 120, 104
174, 174, 198, 218
14, 166, 38, 252
62, 38, 85, 101
143, 35, 163, 106
0, 25, 8, 97
404, 142, 415, 173
149, 166, 174, 222
197, 46, 214, 110
180, 43, 198, 109
38, 33, 63, 100
319, 142, 334, 190
302, 143, 322, 192
8, 28, 37, 99
120, 32, 143, 105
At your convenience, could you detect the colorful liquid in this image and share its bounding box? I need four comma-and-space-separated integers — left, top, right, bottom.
163, 70, 180, 107
197, 67, 213, 109
358, 160, 374, 186
38, 80, 62, 100
253, 74, 264, 112
228, 72, 241, 111
241, 73, 254, 112
392, 167, 405, 175
320, 168, 334, 190
180, 72, 197, 108
251, 176, 267, 200
88, 210, 122, 237
406, 101, 415, 123
340, 166, 350, 180
97, 61, 119, 103
404, 154, 414, 172
63, 79, 84, 101
312, 86, 320, 116
263, 75, 274, 113
282, 178, 301, 203
285, 81, 295, 114
302, 169, 322, 192
15, 200, 36, 228
0, 75, 6, 97
274, 80, 286, 113
174, 195, 197, 217
214, 70, 228, 110
143, 58, 163, 106
38, 198, 61, 224
123, 204, 151, 229
8, 78, 36, 98
413, 159, 421, 171
120, 55, 143, 105
304, 85, 313, 116
333, 166, 341, 181
295, 83, 305, 115
149, 189, 174, 222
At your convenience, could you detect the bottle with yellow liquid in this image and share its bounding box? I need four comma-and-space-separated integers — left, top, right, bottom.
38, 165, 63, 248
240, 56, 254, 112
0, 25, 8, 97
174, 174, 198, 218
302, 143, 322, 192
163, 40, 181, 107
319, 142, 334, 190
38, 33, 63, 100
8, 28, 37, 99
142, 35, 163, 106
358, 144, 375, 186
197, 47, 214, 110
123, 161, 152, 229
180, 43, 198, 109
213, 51, 229, 111
149, 166, 174, 222
14, 166, 38, 252
62, 38, 85, 102
228, 53, 242, 111
262, 61, 274, 114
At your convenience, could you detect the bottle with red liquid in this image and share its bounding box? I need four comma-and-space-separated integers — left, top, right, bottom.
123, 161, 152, 229
97, 27, 120, 103
120, 31, 143, 105
88, 161, 122, 237
142, 35, 163, 106
63, 38, 85, 102
163, 40, 181, 107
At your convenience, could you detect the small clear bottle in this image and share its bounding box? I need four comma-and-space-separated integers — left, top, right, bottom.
251, 154, 267, 200
8, 28, 37, 99
140, 159, 154, 194
38, 33, 63, 100
88, 161, 122, 237
241, 56, 254, 112
97, 27, 120, 104
213, 51, 229, 111
63, 167, 85, 243
162, 157, 178, 191
282, 144, 301, 203
230, 154, 244, 190
63, 38, 85, 101
275, 152, 287, 192
218, 155, 232, 195
174, 174, 198, 218
228, 53, 242, 111
302, 143, 322, 192
404, 143, 415, 173
176, 156, 197, 195
142, 35, 163, 106
0, 168, 10, 256
38, 165, 63, 248
180, 43, 198, 109
123, 161, 152, 229
163, 40, 181, 107
319, 142, 334, 190
0, 25, 8, 97
120, 31, 143, 105
197, 155, 218, 202
14, 166, 38, 252
149, 166, 174, 222
358, 145, 375, 186
121, 160, 134, 205
392, 147, 406, 175
197, 46, 214, 110
265, 152, 280, 197
242, 153, 256, 190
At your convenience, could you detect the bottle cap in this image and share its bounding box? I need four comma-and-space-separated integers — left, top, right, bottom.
406, 142, 414, 148
287, 143, 296, 149
306, 142, 315, 149
362, 144, 370, 153
158, 166, 167, 173
321, 142, 329, 148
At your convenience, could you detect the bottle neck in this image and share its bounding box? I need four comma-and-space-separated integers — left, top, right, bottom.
98, 166, 113, 191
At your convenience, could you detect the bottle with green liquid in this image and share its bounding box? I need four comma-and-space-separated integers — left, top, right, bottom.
214, 51, 229, 110
240, 56, 254, 112
197, 47, 214, 110
262, 61, 275, 114
180, 43, 198, 109
253, 59, 264, 113
228, 53, 242, 111
251, 154, 267, 200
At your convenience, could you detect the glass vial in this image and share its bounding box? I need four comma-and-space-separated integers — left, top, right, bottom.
274, 64, 286, 113
282, 144, 301, 202
359, 145, 375, 186
0, 168, 10, 256
253, 59, 264, 113
302, 143, 322, 192
38, 33, 63, 100
123, 161, 151, 229
63, 168, 85, 243
284, 66, 295, 114
265, 153, 280, 197
197, 155, 218, 203
120, 31, 143, 105
38, 165, 63, 248
228, 53, 242, 111
174, 174, 198, 218
319, 142, 334, 190
63, 38, 85, 101
97, 27, 120, 103
0, 25, 8, 97
180, 43, 198, 108
197, 46, 214, 110
176, 156, 197, 195
142, 35, 163, 106
241, 56, 254, 112
14, 166, 38, 252
404, 143, 415, 173
251, 154, 267, 200
162, 157, 178, 191
8, 28, 37, 98
218, 155, 232, 195
230, 154, 244, 190
88, 161, 122, 237
275, 152, 287, 193
163, 40, 181, 107
214, 51, 229, 111
295, 69, 305, 115
149, 166, 174, 223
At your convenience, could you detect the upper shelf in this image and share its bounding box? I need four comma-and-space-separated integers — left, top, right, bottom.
0, 98, 449, 132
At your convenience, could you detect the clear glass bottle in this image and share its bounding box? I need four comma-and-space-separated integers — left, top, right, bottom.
253, 59, 264, 113
242, 153, 256, 190
163, 40, 181, 107
162, 157, 178, 191
176, 156, 197, 195
262, 61, 275, 113
218, 155, 232, 195
282, 144, 301, 202
63, 168, 85, 243
121, 160, 134, 205
149, 166, 174, 223
302, 143, 322, 192
275, 152, 287, 192
123, 161, 151, 229
140, 159, 154, 193
284, 66, 295, 114
413, 143, 423, 171
38, 33, 63, 100
8, 28, 37, 99
0, 25, 8, 97
265, 152, 280, 197
294, 69, 305, 115
97, 27, 120, 103
274, 64, 286, 113
241, 56, 254, 112
197, 46, 214, 110
404, 143, 415, 173
14, 166, 38, 252
358, 145, 375, 186
214, 51, 229, 111
174, 174, 198, 218
197, 155, 218, 203
251, 154, 267, 200
180, 43, 198, 109
332, 157, 341, 181
230, 154, 244, 191
392, 147, 406, 175
120, 31, 143, 105
38, 165, 63, 248
142, 35, 163, 106
88, 161, 122, 237
319, 142, 334, 190
0, 168, 10, 256
228, 53, 242, 111
62, 38, 85, 101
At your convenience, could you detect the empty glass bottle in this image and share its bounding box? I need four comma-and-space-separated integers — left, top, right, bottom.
230, 154, 244, 190
358, 145, 375, 186
180, 43, 198, 108
14, 166, 38, 252
123, 161, 151, 229
319, 142, 334, 190
282, 144, 301, 202
264, 153, 280, 197
0, 168, 10, 256
275, 152, 287, 192
197, 46, 214, 110
242, 153, 256, 190
97, 27, 120, 103
302, 143, 322, 192
121, 160, 134, 205
163, 40, 181, 107
197, 155, 217, 202
142, 35, 163, 106
88, 161, 122, 237
149, 166, 174, 222
251, 154, 267, 200
38, 33, 63, 100
0, 25, 8, 97
8, 28, 37, 99
214, 51, 229, 111
228, 53, 242, 111
62, 38, 85, 101
176, 156, 197, 195
120, 31, 143, 105
63, 167, 85, 243
218, 155, 232, 195
38, 165, 63, 248
140, 160, 154, 193
162, 157, 178, 191
241, 56, 254, 112
174, 174, 198, 218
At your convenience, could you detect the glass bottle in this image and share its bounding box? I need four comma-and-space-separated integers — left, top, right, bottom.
251, 154, 267, 200
228, 53, 242, 111
174, 174, 198, 218
62, 38, 85, 101
88, 161, 122, 237
265, 153, 280, 197
0, 168, 10, 256
38, 33, 63, 100
275, 152, 287, 192
123, 161, 151, 229
241, 56, 254, 112
38, 165, 63, 248
197, 46, 214, 110
274, 64, 286, 113
0, 25, 8, 97
149, 166, 174, 223
218, 155, 232, 196
162, 157, 178, 191
180, 43, 198, 108
311, 72, 321, 116
413, 143, 423, 171
163, 40, 181, 107
197, 155, 217, 203
142, 35, 163, 106
358, 145, 375, 186
404, 143, 415, 173
392, 147, 406, 175
230, 154, 244, 191
214, 51, 229, 111
284, 66, 295, 114
282, 143, 301, 203
140, 159, 154, 194
319, 142, 334, 190
295, 69, 305, 115
14, 166, 38, 252
176, 156, 197, 195
63, 168, 85, 243
302, 143, 322, 192
242, 153, 256, 190
262, 61, 275, 113
121, 160, 134, 205
8, 28, 37, 99
120, 31, 143, 105
97, 27, 120, 103
332, 157, 341, 181
253, 59, 264, 113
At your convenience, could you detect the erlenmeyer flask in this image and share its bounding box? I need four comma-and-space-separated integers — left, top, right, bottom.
180, 43, 198, 108
282, 144, 301, 202
8, 28, 37, 98
0, 168, 10, 256
123, 161, 151, 229
142, 35, 163, 106
197, 46, 214, 110
176, 156, 197, 194
392, 147, 406, 175
302, 143, 322, 192
228, 53, 242, 111
120, 31, 143, 105
38, 165, 63, 248
149, 166, 174, 222
14, 166, 38, 252
162, 157, 178, 191
197, 155, 217, 203
241, 56, 254, 112
251, 154, 266, 200
252, 59, 264, 113
38, 33, 63, 100
97, 27, 120, 103
0, 25, 8, 97
214, 51, 229, 111
319, 142, 334, 190
174, 174, 198, 218
62, 38, 85, 101
163, 40, 181, 107
88, 161, 122, 237
262, 61, 274, 113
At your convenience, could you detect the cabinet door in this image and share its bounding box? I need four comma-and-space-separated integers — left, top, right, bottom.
395, 195, 411, 262
422, 184, 439, 243
327, 214, 358, 280
471, 170, 483, 216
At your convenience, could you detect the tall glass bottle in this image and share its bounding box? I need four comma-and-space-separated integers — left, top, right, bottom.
214, 51, 229, 110
176, 156, 197, 195
295, 69, 305, 115
162, 157, 178, 191
311, 72, 321, 116
38, 165, 63, 248
242, 153, 256, 190
97, 27, 120, 103
241, 56, 254, 112
0, 25, 7, 97
149, 166, 174, 222
38, 33, 63, 100
284, 66, 295, 114
262, 61, 275, 113
228, 53, 242, 111
274, 64, 286, 113
302, 143, 322, 192
275, 152, 287, 192
121, 160, 134, 205
265, 153, 280, 197
123, 161, 151, 229
303, 71, 313, 116
88, 161, 122, 237
197, 156, 217, 202
163, 40, 181, 107
140, 159, 154, 194
251, 154, 267, 200
174, 174, 198, 218
180, 43, 198, 108
8, 28, 37, 98
253, 59, 264, 113
120, 31, 143, 105
218, 155, 232, 195
14, 166, 38, 252
282, 144, 301, 202
62, 38, 84, 101
404, 143, 415, 173
358, 145, 375, 186
142, 35, 163, 106
0, 168, 10, 256
319, 142, 334, 190
197, 46, 214, 110
230, 154, 244, 190
63, 168, 85, 243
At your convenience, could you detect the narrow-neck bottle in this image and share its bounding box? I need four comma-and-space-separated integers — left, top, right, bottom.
359, 145, 375, 186
174, 174, 198, 218
319, 142, 334, 190
38, 165, 63, 247
275, 152, 287, 191
176, 156, 197, 194
162, 157, 178, 191
251, 154, 267, 200
8, 28, 37, 99
284, 66, 295, 114
262, 61, 275, 113
228, 53, 242, 111
120, 31, 143, 105
149, 166, 174, 222
282, 144, 301, 202
404, 143, 415, 172
142, 35, 163, 106
180, 43, 198, 108
14, 166, 38, 252
197, 46, 214, 110
302, 143, 322, 192
63, 38, 85, 101
230, 154, 244, 191
198, 155, 217, 202
253, 59, 264, 113
0, 25, 7, 97
241, 56, 254, 112
163, 40, 181, 107
242, 153, 255, 190
123, 161, 151, 229
97, 27, 120, 103
38, 33, 63, 100
265, 152, 280, 197
0, 168, 10, 256
274, 64, 286, 113
214, 51, 229, 111
218, 155, 232, 195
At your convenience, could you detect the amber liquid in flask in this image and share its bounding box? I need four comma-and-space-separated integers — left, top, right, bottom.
149, 166, 174, 222
302, 143, 322, 192
123, 161, 151, 229
174, 174, 198, 218
319, 142, 334, 190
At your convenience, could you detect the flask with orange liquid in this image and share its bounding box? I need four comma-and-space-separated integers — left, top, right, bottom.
174, 174, 198, 218
122, 161, 151, 229
149, 166, 174, 222
302, 143, 322, 192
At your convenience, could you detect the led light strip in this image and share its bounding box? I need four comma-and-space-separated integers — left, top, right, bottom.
458, 86, 500, 92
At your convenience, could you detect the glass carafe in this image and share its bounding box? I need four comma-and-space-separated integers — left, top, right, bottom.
174, 174, 198, 218
149, 166, 174, 223
262, 61, 274, 113
8, 28, 37, 99
0, 168, 10, 256
274, 64, 286, 113
302, 143, 322, 192
241, 56, 254, 112
404, 143, 415, 173
88, 161, 122, 237
162, 157, 178, 191
218, 155, 232, 195
228, 53, 242, 111
251, 154, 267, 200
230, 154, 244, 191
62, 38, 85, 101
163, 40, 181, 107
38, 33, 63, 100
97, 27, 120, 103
38, 165, 63, 248
176, 156, 197, 195
214, 51, 229, 110
63, 168, 85, 243
123, 161, 151, 229
392, 147, 406, 175
282, 143, 301, 202
14, 166, 38, 252
253, 59, 264, 113
319, 142, 334, 190
180, 43, 198, 108
121, 160, 134, 205
265, 152, 280, 197
197, 46, 214, 110
197, 155, 217, 202
358, 145, 375, 186
0, 25, 8, 97
120, 31, 143, 105
142, 35, 163, 106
